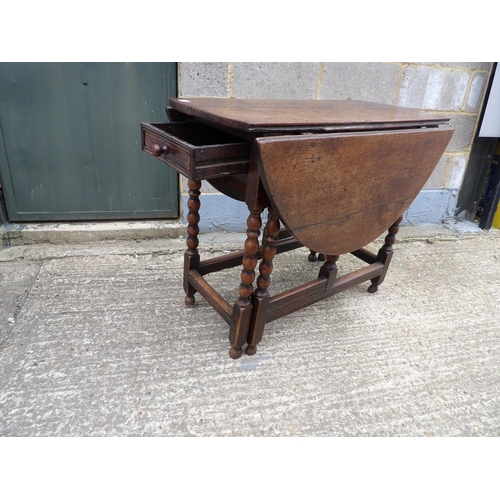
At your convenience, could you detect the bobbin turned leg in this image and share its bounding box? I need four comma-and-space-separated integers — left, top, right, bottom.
228, 209, 263, 359
184, 180, 201, 306
368, 215, 403, 293
246, 208, 280, 355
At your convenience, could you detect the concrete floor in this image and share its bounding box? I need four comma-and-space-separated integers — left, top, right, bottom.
1, 225, 500, 436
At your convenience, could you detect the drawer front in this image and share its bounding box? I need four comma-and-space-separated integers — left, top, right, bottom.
141, 122, 251, 180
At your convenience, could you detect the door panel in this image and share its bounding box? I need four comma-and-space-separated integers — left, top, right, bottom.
0, 62, 178, 221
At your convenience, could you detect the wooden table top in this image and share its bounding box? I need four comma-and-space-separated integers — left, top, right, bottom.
168, 97, 453, 256
169, 97, 450, 134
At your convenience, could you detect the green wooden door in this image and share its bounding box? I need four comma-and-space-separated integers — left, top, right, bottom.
0, 62, 178, 221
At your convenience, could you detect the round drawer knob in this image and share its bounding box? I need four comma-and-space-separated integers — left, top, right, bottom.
152, 143, 169, 157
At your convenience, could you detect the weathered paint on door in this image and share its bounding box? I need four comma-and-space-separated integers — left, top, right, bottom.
0, 62, 178, 221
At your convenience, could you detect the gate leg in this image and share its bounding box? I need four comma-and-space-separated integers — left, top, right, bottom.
228, 208, 263, 359
184, 180, 201, 306
246, 208, 280, 355
368, 215, 403, 293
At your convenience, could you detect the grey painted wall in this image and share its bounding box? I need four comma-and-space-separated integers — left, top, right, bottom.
178, 62, 493, 230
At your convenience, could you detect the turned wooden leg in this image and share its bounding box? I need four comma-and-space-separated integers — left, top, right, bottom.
228, 209, 262, 359
318, 254, 339, 291
246, 208, 280, 355
184, 180, 201, 306
368, 215, 403, 293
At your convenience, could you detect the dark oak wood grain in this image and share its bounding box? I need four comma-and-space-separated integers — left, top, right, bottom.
184, 180, 201, 306
318, 255, 339, 291
141, 97, 455, 358
169, 97, 450, 134
228, 206, 263, 359
198, 230, 301, 277
255, 127, 454, 255
141, 121, 250, 180
207, 174, 248, 202
189, 270, 232, 324
246, 207, 281, 355
367, 216, 403, 293
267, 262, 385, 323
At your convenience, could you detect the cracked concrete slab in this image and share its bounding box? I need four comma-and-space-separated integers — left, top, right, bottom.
1, 227, 499, 436
0, 259, 43, 345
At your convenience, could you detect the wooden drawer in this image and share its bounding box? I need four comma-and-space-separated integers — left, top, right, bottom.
141, 122, 251, 180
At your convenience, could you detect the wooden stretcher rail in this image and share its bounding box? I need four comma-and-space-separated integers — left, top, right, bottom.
199, 253, 244, 276
267, 262, 385, 322
198, 235, 303, 276
188, 270, 232, 324
350, 248, 378, 264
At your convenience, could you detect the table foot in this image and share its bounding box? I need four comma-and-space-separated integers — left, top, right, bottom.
229, 347, 243, 359
185, 294, 196, 306
367, 284, 378, 293
245, 345, 257, 355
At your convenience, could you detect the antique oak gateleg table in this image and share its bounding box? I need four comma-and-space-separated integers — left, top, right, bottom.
141, 98, 453, 359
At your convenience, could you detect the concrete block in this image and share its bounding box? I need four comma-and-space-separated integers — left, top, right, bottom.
441, 62, 492, 71
404, 189, 457, 224
444, 155, 468, 190
398, 66, 470, 111
321, 62, 400, 104
465, 72, 488, 112
181, 193, 248, 232
447, 114, 477, 152
424, 154, 450, 189
179, 62, 228, 97
232, 62, 319, 99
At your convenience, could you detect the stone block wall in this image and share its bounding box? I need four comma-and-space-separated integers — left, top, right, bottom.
178, 62, 493, 230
